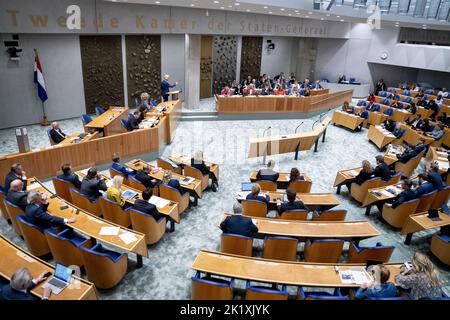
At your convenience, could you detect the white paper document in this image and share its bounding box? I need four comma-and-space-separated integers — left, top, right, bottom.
347, 170, 359, 177
119, 232, 137, 245
437, 161, 449, 170
339, 270, 371, 285
106, 179, 114, 188
79, 168, 90, 176
148, 196, 170, 208
99, 226, 121, 236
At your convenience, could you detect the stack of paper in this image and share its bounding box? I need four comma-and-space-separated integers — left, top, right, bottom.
149, 196, 170, 208
119, 232, 137, 245
437, 161, 449, 170
339, 270, 372, 285
99, 226, 120, 236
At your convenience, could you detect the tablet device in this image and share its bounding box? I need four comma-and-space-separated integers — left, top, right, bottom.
241, 182, 252, 191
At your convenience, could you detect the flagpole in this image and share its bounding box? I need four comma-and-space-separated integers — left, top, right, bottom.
34, 48, 49, 126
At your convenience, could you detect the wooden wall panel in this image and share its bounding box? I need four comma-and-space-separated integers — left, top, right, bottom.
213, 36, 237, 94
80, 36, 124, 114
200, 36, 213, 99
126, 35, 161, 106
240, 36, 262, 82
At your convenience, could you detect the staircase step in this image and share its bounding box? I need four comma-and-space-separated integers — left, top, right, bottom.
181, 115, 218, 121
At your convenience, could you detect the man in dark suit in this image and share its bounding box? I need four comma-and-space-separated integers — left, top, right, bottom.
111, 153, 134, 178
220, 203, 258, 237
389, 180, 417, 209
57, 163, 81, 189
413, 139, 426, 154
135, 165, 160, 189
127, 111, 141, 131
160, 74, 177, 102
132, 188, 164, 221
413, 174, 435, 197
276, 188, 306, 215
256, 160, 279, 182
0, 268, 51, 300
80, 167, 107, 202
25, 191, 76, 228
49, 122, 66, 144
162, 171, 189, 197
4, 163, 27, 193
6, 179, 28, 210
396, 146, 417, 164
427, 163, 444, 191
373, 156, 392, 181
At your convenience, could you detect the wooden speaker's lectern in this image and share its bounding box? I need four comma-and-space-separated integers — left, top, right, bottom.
168, 91, 180, 101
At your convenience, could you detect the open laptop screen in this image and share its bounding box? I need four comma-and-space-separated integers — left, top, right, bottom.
55, 264, 73, 283
241, 182, 252, 191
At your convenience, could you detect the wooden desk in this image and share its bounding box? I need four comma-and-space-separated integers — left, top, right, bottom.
28, 179, 149, 266
84, 107, 129, 136
333, 167, 362, 194
216, 90, 352, 114
331, 110, 364, 131
366, 111, 388, 126
362, 181, 408, 214
59, 131, 99, 146
384, 144, 404, 166
75, 171, 179, 223
0, 235, 97, 300
248, 117, 331, 159
399, 124, 434, 146
426, 147, 449, 174
249, 171, 312, 189
222, 214, 380, 242
0, 119, 167, 184
146, 100, 182, 144
367, 125, 397, 150
125, 159, 202, 199
168, 153, 219, 181
310, 88, 329, 96
192, 250, 402, 288
401, 211, 450, 245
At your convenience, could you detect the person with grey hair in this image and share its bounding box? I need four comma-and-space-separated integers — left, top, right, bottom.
49, 121, 66, 144
0, 267, 51, 300
256, 159, 279, 182
6, 179, 28, 210
160, 74, 178, 102
24, 190, 76, 228
219, 202, 258, 237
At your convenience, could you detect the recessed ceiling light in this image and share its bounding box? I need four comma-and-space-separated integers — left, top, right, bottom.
268, 11, 272, 14
295, 10, 299, 12
395, 25, 400, 27
422, 27, 427, 29
155, 1, 160, 3
336, 15, 340, 18
228, 5, 232, 7
190, 4, 195, 6
264, 6, 268, 9
220, 6, 224, 9
422, 24, 427, 26
288, 13, 292, 16
280, 8, 285, 11
326, 14, 330, 16
321, 18, 324, 20
305, 15, 309, 18
340, 19, 344, 22
213, 1, 219, 3
308, 12, 312, 14
235, 2, 240, 5
246, 9, 251, 12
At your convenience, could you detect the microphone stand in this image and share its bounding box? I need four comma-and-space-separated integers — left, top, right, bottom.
294, 122, 304, 161
261, 126, 271, 165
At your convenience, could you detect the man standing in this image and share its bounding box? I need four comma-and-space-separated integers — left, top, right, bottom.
160, 74, 177, 102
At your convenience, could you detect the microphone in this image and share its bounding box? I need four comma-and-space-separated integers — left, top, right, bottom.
319, 108, 332, 123
294, 122, 304, 134
262, 126, 272, 137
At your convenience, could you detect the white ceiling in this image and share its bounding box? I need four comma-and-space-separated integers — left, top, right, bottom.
105, 0, 450, 30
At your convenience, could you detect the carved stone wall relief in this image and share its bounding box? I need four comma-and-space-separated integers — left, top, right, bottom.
240, 36, 263, 82
212, 35, 237, 94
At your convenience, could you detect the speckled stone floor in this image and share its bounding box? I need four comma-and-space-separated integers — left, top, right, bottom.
0, 99, 448, 299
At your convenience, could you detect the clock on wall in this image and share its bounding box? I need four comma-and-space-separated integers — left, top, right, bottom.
380, 51, 389, 60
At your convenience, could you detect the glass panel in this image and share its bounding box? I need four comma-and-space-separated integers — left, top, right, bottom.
437, 0, 450, 20
413, 0, 428, 16
398, 0, 411, 13
427, 0, 442, 18
378, 0, 392, 12
353, 0, 368, 7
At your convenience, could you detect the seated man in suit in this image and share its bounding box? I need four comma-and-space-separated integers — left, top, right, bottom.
48, 121, 66, 144
413, 138, 426, 154
246, 183, 269, 204
408, 114, 424, 129
373, 155, 392, 182
276, 188, 306, 215
387, 179, 417, 209
427, 163, 444, 191
413, 174, 435, 197
6, 179, 28, 211
134, 165, 160, 189
4, 163, 27, 193
132, 188, 164, 221
111, 153, 134, 178
127, 110, 141, 131
25, 191, 76, 228
382, 119, 396, 133
219, 202, 258, 237
80, 167, 107, 202
191, 150, 218, 192
426, 124, 446, 141
0, 268, 51, 300
57, 163, 82, 189
256, 160, 279, 182
396, 146, 417, 164
162, 171, 188, 196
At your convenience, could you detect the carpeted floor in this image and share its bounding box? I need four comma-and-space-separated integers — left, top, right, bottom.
0, 100, 448, 299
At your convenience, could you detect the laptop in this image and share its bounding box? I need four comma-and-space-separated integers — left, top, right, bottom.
241, 182, 253, 191
42, 264, 73, 295
122, 190, 138, 200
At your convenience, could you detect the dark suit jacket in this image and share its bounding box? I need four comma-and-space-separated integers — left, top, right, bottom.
256, 169, 279, 182
111, 162, 133, 178
391, 189, 417, 209
278, 200, 306, 214
220, 214, 258, 237
0, 282, 37, 300
25, 203, 64, 228
49, 128, 66, 144
190, 158, 210, 175
354, 170, 373, 185
80, 177, 107, 202
168, 179, 186, 195
246, 193, 269, 204
373, 163, 392, 181
397, 150, 417, 163
414, 182, 435, 197
428, 171, 444, 191
4, 172, 27, 193
414, 143, 425, 154
134, 169, 157, 189
128, 117, 139, 131
6, 190, 28, 211
57, 173, 81, 189
133, 199, 163, 221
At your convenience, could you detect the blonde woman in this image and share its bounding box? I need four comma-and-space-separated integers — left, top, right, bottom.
345, 160, 373, 191
245, 183, 269, 204
395, 252, 443, 299
139, 92, 152, 110
106, 175, 126, 207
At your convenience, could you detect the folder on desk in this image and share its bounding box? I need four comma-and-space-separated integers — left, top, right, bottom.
148, 196, 170, 208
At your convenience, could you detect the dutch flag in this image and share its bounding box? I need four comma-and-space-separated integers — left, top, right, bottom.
34, 52, 48, 103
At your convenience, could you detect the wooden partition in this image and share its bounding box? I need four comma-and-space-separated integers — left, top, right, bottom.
217, 90, 353, 114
